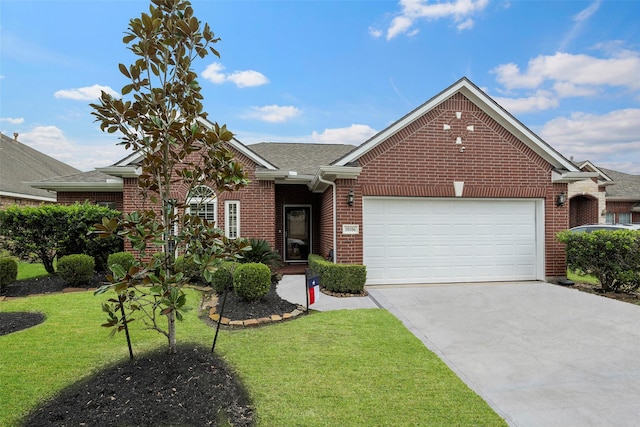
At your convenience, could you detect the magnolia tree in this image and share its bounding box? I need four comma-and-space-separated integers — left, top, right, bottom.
91, 0, 248, 354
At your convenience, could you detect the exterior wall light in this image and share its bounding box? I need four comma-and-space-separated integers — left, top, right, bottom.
347, 189, 355, 207
556, 192, 566, 207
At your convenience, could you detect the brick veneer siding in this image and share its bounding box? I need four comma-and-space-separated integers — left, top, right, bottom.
569, 195, 599, 228
0, 195, 54, 208
57, 192, 123, 211
336, 92, 569, 278
120, 145, 277, 255
605, 201, 640, 223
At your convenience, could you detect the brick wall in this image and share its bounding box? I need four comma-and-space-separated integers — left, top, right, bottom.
57, 192, 123, 211
569, 195, 599, 227
0, 195, 54, 208
337, 92, 569, 277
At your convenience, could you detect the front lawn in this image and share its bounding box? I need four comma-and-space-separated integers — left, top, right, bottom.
0, 289, 505, 426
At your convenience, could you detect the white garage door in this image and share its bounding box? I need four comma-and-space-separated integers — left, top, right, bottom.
363, 197, 544, 285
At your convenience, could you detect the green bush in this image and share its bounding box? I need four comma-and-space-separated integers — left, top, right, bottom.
0, 202, 121, 273
175, 254, 204, 285
210, 261, 237, 294
308, 254, 367, 294
0, 257, 18, 291
557, 229, 640, 292
107, 252, 136, 272
238, 238, 282, 270
57, 254, 95, 287
233, 262, 271, 302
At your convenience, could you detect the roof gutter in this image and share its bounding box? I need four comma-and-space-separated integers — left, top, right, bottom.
96, 166, 140, 178
27, 180, 123, 192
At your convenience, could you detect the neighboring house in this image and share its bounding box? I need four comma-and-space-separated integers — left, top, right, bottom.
568, 161, 640, 227
0, 132, 80, 208
31, 78, 594, 285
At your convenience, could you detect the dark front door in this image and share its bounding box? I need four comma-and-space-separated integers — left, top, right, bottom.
284, 206, 311, 262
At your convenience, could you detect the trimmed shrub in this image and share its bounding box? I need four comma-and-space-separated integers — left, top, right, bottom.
557, 229, 640, 292
107, 252, 136, 272
57, 254, 95, 287
233, 262, 271, 302
0, 257, 18, 291
210, 261, 237, 294
308, 254, 367, 294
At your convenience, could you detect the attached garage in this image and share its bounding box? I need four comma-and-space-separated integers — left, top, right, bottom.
363, 197, 545, 285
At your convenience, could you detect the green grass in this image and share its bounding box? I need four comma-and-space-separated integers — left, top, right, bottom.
567, 269, 599, 285
17, 261, 50, 280
0, 290, 506, 427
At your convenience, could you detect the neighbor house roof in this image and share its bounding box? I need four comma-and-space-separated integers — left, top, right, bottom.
0, 132, 80, 202
598, 167, 640, 201
29, 170, 123, 192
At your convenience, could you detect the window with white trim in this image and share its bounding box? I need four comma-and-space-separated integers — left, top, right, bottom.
187, 185, 217, 225
225, 201, 240, 238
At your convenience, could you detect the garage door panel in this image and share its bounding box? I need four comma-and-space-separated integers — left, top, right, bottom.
363, 198, 541, 285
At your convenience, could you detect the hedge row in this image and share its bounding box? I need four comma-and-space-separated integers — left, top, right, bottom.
308, 254, 366, 294
557, 229, 640, 292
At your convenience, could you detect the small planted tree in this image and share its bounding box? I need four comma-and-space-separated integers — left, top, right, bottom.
91, 0, 248, 354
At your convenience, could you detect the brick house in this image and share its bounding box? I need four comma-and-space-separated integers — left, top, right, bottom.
32, 78, 594, 284
568, 161, 640, 227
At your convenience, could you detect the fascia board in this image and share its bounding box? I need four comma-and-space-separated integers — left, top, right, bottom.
551, 171, 600, 183
309, 166, 362, 192
334, 78, 579, 173
0, 190, 56, 202
26, 180, 123, 192
196, 117, 277, 170
96, 166, 140, 178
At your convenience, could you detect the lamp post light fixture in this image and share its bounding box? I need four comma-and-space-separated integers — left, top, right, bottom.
556, 192, 566, 207
347, 189, 355, 207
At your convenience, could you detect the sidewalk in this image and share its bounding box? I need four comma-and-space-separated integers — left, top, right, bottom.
277, 274, 379, 311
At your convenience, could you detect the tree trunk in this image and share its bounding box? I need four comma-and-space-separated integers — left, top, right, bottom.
167, 311, 177, 354
42, 255, 55, 274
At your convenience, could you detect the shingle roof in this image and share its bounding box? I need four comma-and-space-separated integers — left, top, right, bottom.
0, 132, 80, 200
35, 170, 115, 184
248, 142, 356, 175
598, 167, 640, 200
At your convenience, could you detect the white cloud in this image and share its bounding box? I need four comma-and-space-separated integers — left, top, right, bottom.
492, 91, 559, 114
18, 125, 128, 171
368, 27, 383, 38
386, 0, 489, 40
540, 109, 640, 172
559, 1, 601, 51
311, 124, 377, 145
54, 84, 118, 101
201, 63, 226, 84
492, 51, 640, 91
244, 105, 301, 123
0, 117, 25, 124
201, 62, 269, 88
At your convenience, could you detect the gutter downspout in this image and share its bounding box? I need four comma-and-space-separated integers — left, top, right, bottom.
317, 173, 337, 263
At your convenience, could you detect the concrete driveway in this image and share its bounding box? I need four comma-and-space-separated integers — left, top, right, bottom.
367, 282, 640, 427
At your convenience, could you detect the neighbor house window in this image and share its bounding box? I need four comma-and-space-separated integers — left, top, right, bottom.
188, 185, 216, 224
225, 201, 240, 238
605, 212, 615, 224
618, 212, 631, 224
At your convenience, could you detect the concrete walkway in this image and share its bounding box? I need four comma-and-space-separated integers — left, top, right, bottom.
278, 276, 640, 426
277, 274, 378, 311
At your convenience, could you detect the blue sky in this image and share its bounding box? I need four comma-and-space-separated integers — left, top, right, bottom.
2, 0, 640, 174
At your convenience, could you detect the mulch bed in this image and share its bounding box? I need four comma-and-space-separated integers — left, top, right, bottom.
0, 273, 304, 426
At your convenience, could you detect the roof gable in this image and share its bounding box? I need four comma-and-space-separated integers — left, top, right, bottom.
333, 77, 578, 173
0, 132, 80, 200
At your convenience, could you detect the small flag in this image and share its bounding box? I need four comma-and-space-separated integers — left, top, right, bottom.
307, 276, 320, 305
